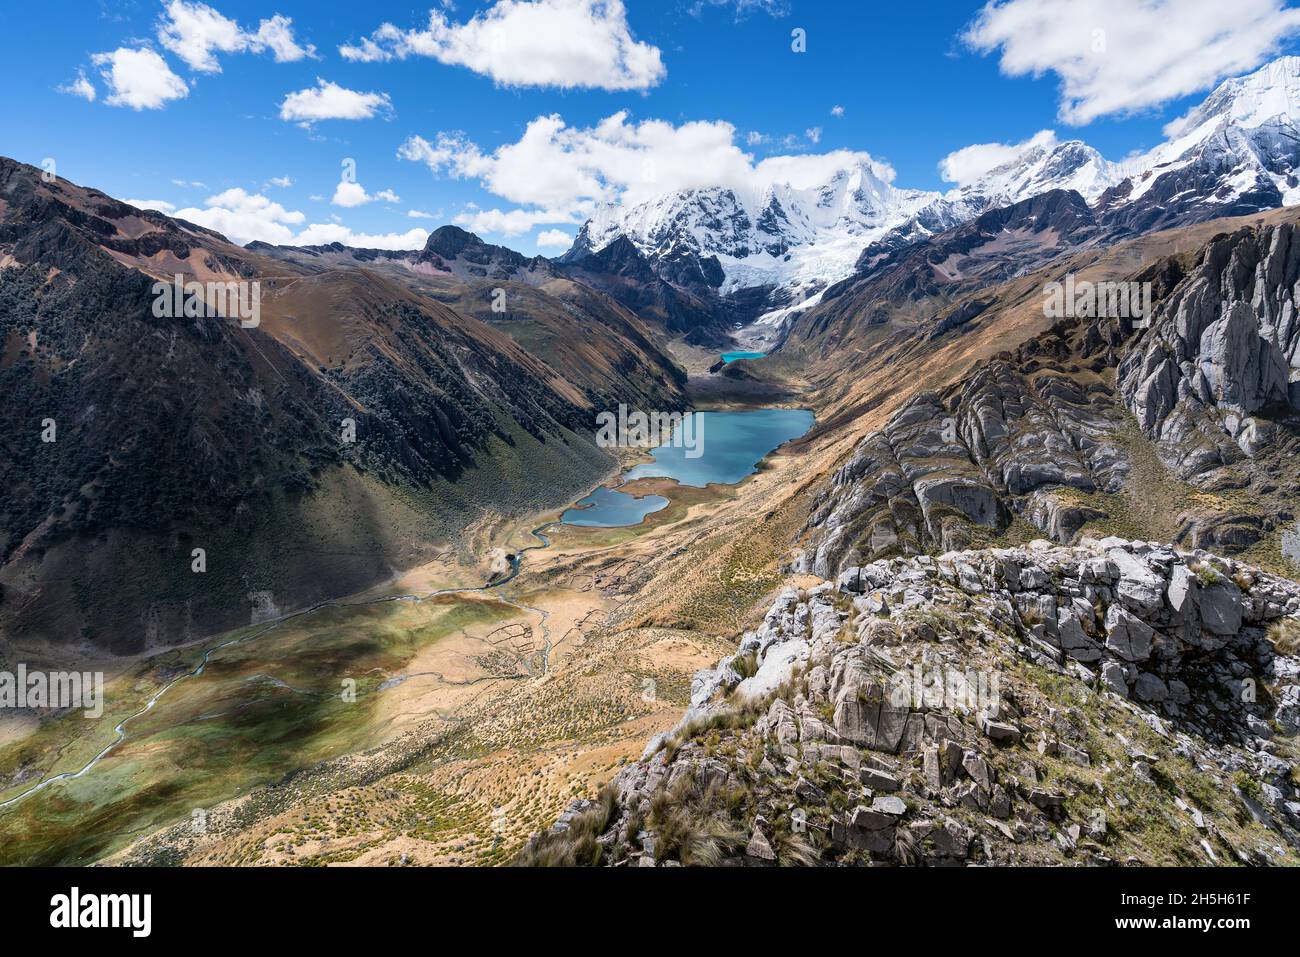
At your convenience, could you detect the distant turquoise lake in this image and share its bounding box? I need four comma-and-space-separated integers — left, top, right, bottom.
561, 486, 669, 527
563, 408, 815, 527
721, 351, 766, 363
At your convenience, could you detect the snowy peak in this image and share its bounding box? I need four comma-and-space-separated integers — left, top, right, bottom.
566, 57, 1300, 313
1111, 57, 1300, 223
963, 139, 1121, 208
567, 157, 945, 301
1166, 56, 1300, 138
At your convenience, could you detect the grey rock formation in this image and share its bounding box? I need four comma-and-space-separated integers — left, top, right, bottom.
1118, 222, 1300, 475
804, 218, 1300, 579
529, 539, 1300, 866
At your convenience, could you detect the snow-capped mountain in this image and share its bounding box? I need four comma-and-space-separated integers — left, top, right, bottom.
1101, 56, 1300, 233
959, 139, 1121, 210
564, 56, 1300, 321
864, 138, 1122, 266
565, 161, 948, 308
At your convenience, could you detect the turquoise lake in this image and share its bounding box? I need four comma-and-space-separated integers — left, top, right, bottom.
561, 486, 669, 527
720, 351, 766, 363
562, 408, 815, 527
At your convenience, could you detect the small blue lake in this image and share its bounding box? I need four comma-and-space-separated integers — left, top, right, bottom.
563, 408, 815, 527
721, 351, 766, 363
561, 486, 669, 527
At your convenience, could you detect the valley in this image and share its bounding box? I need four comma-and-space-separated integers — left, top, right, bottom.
2, 51, 1300, 871
0, 370, 824, 864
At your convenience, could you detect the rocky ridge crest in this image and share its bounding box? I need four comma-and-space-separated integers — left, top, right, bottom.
525, 539, 1300, 866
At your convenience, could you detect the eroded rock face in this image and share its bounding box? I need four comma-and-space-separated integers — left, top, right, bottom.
530, 539, 1300, 867
802, 218, 1300, 579
802, 320, 1133, 577
1118, 223, 1300, 473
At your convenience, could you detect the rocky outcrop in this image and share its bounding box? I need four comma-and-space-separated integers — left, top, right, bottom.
528, 540, 1300, 866
803, 216, 1300, 577
801, 316, 1133, 576
1118, 221, 1300, 474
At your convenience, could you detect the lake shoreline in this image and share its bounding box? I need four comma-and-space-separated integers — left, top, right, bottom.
559, 408, 816, 528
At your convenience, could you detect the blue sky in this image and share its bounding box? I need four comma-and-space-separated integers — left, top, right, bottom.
4, 0, 1300, 254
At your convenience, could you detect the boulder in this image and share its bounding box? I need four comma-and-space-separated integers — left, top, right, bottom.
981, 717, 1022, 744
1104, 605, 1155, 662
1108, 548, 1165, 613
1134, 673, 1169, 703
745, 820, 777, 862
1101, 660, 1130, 697
1199, 582, 1244, 636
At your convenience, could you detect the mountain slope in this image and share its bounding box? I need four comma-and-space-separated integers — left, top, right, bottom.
798, 209, 1300, 582
523, 540, 1300, 866
0, 158, 656, 654
250, 226, 690, 412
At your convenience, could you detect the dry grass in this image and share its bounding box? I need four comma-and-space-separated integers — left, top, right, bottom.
647, 773, 747, 866
1270, 618, 1300, 657
512, 784, 619, 867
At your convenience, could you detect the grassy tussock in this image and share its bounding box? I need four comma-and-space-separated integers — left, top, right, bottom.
1270, 618, 1300, 657
648, 773, 747, 866
512, 784, 619, 867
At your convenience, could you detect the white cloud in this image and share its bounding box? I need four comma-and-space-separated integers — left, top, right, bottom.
279, 79, 392, 125
330, 179, 400, 207
120, 198, 177, 213
536, 228, 573, 248
398, 111, 897, 235
292, 223, 429, 250
964, 0, 1300, 124
939, 128, 1057, 185
830, 105, 844, 117
341, 0, 665, 91
267, 175, 293, 188
58, 70, 97, 102
91, 48, 189, 110
174, 187, 305, 243
332, 181, 370, 207
252, 14, 316, 62
407, 208, 442, 219
157, 1, 315, 73
455, 206, 580, 236
805, 126, 822, 144
170, 186, 426, 249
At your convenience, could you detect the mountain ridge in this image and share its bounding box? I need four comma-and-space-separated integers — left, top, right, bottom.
566, 57, 1300, 330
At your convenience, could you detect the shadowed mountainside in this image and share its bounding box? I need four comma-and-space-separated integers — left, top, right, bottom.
0, 158, 685, 655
